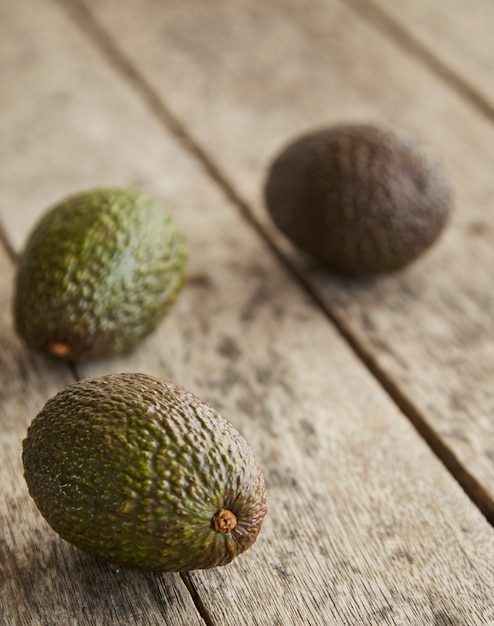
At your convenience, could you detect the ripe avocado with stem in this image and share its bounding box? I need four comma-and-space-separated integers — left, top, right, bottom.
22, 373, 267, 572
14, 188, 187, 361
264, 123, 453, 275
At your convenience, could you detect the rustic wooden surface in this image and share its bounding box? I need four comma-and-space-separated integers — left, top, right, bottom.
370, 0, 494, 116
75, 0, 494, 522
1, 0, 494, 625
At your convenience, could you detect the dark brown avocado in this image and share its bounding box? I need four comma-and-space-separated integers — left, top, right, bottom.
264, 124, 453, 275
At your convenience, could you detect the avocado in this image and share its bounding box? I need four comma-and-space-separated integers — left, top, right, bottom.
264, 124, 452, 274
14, 188, 187, 361
22, 373, 267, 572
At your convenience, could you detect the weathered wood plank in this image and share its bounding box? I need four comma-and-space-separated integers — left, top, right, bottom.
367, 0, 494, 113
0, 2, 207, 625
75, 0, 494, 520
2, 0, 494, 624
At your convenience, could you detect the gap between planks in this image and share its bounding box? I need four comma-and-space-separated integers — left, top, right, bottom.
344, 0, 494, 127
53, 0, 494, 526
0, 218, 19, 264
180, 573, 216, 626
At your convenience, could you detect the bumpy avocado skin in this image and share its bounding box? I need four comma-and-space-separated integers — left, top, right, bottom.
14, 188, 187, 361
265, 124, 452, 275
22, 373, 267, 572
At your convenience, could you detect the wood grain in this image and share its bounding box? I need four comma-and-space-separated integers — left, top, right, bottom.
367, 0, 494, 116
74, 0, 494, 520
1, 0, 494, 624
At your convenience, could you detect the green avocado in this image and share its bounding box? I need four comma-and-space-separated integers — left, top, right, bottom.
14, 188, 187, 361
264, 124, 453, 275
22, 373, 267, 572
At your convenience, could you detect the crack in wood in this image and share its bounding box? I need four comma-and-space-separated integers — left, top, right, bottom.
180, 573, 217, 626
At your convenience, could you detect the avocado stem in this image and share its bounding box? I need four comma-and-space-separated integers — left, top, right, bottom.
48, 341, 70, 358
213, 509, 237, 533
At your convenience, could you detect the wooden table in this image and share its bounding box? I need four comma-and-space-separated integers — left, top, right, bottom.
2, 1, 494, 624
